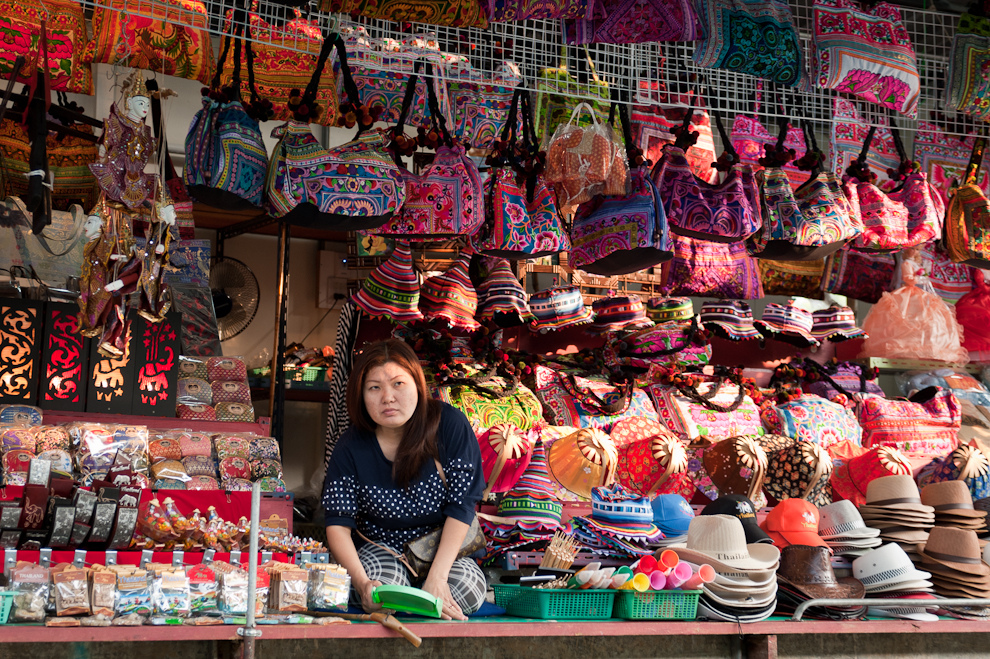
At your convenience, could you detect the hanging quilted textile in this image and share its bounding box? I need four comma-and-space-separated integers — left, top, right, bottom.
945, 12, 990, 120
0, 0, 91, 94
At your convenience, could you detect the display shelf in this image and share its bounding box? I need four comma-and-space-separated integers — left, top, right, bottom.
192, 204, 350, 242
860, 358, 983, 375
40, 410, 271, 436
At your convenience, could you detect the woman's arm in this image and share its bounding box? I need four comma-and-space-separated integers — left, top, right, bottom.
420, 515, 470, 621
326, 525, 382, 613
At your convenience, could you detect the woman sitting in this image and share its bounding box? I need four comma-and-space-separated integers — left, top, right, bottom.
323, 339, 487, 620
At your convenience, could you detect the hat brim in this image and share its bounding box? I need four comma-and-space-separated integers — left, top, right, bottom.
777, 529, 831, 549
867, 607, 939, 622
866, 578, 934, 593
917, 547, 990, 577
826, 537, 884, 549
917, 554, 990, 581
703, 583, 778, 608
878, 529, 931, 543
697, 599, 776, 623
928, 579, 990, 598
777, 575, 865, 601
811, 327, 869, 342
670, 543, 781, 572
931, 507, 989, 519
739, 518, 774, 545
754, 320, 819, 347
702, 321, 763, 342
530, 307, 594, 332
820, 526, 882, 540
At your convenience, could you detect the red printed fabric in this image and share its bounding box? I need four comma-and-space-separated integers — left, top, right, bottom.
631, 85, 718, 183
846, 173, 944, 252
914, 121, 990, 209
856, 390, 961, 458
829, 98, 901, 186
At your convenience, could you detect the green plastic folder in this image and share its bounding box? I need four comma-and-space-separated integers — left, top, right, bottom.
372, 585, 444, 618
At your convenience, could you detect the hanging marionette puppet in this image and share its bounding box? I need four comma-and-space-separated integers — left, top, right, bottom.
78, 71, 177, 356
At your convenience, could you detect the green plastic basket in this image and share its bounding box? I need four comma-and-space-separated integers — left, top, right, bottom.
492, 585, 615, 620
613, 589, 701, 620
0, 592, 15, 624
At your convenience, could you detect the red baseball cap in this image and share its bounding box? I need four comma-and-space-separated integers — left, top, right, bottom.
760, 499, 829, 550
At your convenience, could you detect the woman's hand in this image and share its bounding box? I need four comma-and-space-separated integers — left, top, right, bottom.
422, 572, 466, 621
355, 577, 384, 614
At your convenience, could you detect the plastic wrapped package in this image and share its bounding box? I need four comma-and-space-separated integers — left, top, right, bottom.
182, 455, 217, 478
33, 426, 70, 453
112, 426, 150, 473
37, 449, 73, 477
4, 449, 34, 479
178, 356, 209, 381
859, 261, 970, 363
250, 437, 280, 461
139, 499, 179, 545
215, 402, 255, 423
185, 564, 219, 616
213, 435, 252, 460
177, 404, 216, 421
217, 457, 251, 482
211, 381, 251, 405
75, 424, 149, 485
170, 285, 222, 357
177, 378, 213, 406
307, 565, 350, 612
206, 357, 248, 384
10, 563, 50, 623
0, 404, 43, 426
52, 566, 90, 616
218, 569, 269, 616
1, 427, 36, 453
149, 436, 183, 462
544, 103, 628, 208
955, 269, 990, 362
178, 431, 213, 457
150, 460, 189, 484
250, 459, 283, 480
186, 476, 220, 490
896, 369, 990, 406
89, 570, 116, 618
257, 477, 286, 493
152, 570, 191, 617
114, 568, 153, 617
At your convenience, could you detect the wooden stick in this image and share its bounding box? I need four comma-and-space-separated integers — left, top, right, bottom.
312, 611, 422, 647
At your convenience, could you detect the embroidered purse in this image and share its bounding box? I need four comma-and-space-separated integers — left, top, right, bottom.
563, 0, 702, 44
730, 92, 807, 189
763, 441, 834, 506
946, 13, 990, 120
759, 259, 825, 299
448, 60, 522, 151
653, 114, 761, 242
692, 0, 804, 86
319, 0, 488, 27
219, 5, 338, 126
644, 373, 763, 445
773, 395, 863, 450
85, 0, 214, 84
0, 0, 91, 94
183, 14, 269, 211
432, 376, 544, 432
632, 87, 717, 183
471, 89, 570, 259
570, 101, 672, 276
801, 361, 884, 402
532, 365, 658, 433
857, 388, 962, 458
369, 62, 484, 239
821, 248, 895, 303
946, 137, 990, 269
830, 98, 901, 186
661, 234, 764, 299
812, 0, 920, 117
266, 34, 406, 232
603, 318, 712, 371
914, 120, 990, 210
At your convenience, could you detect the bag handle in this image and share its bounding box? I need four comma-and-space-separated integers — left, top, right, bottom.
794, 116, 824, 182
559, 373, 634, 416
394, 60, 453, 150
565, 101, 600, 129
619, 316, 702, 358
710, 109, 739, 172
673, 370, 747, 413
845, 123, 877, 183
965, 134, 987, 186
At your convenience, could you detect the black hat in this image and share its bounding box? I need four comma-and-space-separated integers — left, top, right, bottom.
701, 495, 773, 545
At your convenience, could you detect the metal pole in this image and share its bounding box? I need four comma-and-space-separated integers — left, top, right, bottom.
237, 482, 263, 658
268, 220, 289, 447
791, 597, 990, 621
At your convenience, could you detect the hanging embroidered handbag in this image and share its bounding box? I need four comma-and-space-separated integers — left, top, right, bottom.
183, 14, 269, 211
661, 234, 764, 299
471, 89, 570, 259
692, 0, 804, 86
830, 98, 901, 186
603, 317, 712, 371
432, 376, 544, 432
489, 0, 592, 22
266, 34, 406, 232
631, 87, 718, 183
448, 60, 522, 151
84, 0, 214, 84
730, 89, 807, 189
821, 247, 895, 303
570, 101, 672, 276
857, 388, 962, 458
219, 4, 338, 127
563, 0, 701, 44
914, 120, 990, 210
653, 113, 761, 242
799, 360, 884, 402
319, 0, 488, 27
368, 62, 484, 239
944, 13, 990, 120
758, 259, 825, 298
0, 0, 91, 94
946, 137, 990, 269
812, 0, 920, 117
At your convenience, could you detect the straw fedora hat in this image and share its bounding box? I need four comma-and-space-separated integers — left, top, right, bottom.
921, 480, 988, 519
865, 475, 934, 513
917, 527, 990, 577
672, 515, 780, 572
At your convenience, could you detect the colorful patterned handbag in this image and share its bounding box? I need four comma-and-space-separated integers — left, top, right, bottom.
758, 259, 825, 298
645, 375, 763, 445
562, 0, 702, 44
631, 85, 717, 183
661, 234, 764, 299
183, 16, 269, 211
570, 103, 672, 276
830, 98, 901, 186
319, 0, 488, 27
693, 0, 804, 86
490, 0, 591, 22
471, 89, 570, 259
448, 60, 522, 151
0, 0, 91, 94
772, 395, 862, 450
812, 0, 920, 117
219, 5, 338, 127
603, 318, 712, 371
266, 34, 406, 231
821, 247, 895, 303
946, 137, 990, 269
433, 377, 543, 432
914, 121, 990, 210
857, 389, 962, 458
84, 0, 214, 84
945, 13, 990, 120
369, 62, 484, 239
800, 360, 884, 402
532, 365, 659, 433
653, 115, 761, 242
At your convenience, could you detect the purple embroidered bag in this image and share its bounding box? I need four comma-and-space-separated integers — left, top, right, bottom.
563, 0, 703, 45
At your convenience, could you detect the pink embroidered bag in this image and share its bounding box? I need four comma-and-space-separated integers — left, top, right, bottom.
369, 61, 484, 239
857, 388, 961, 458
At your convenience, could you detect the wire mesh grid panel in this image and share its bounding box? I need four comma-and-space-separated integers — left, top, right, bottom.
78, 0, 974, 138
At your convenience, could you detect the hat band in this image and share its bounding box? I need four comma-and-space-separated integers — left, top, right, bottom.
819, 519, 867, 536
858, 564, 913, 586
933, 502, 975, 511
868, 496, 922, 506
925, 549, 980, 565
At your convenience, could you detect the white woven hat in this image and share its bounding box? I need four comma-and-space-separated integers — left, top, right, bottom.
852, 543, 934, 592
818, 500, 882, 540
675, 515, 780, 571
